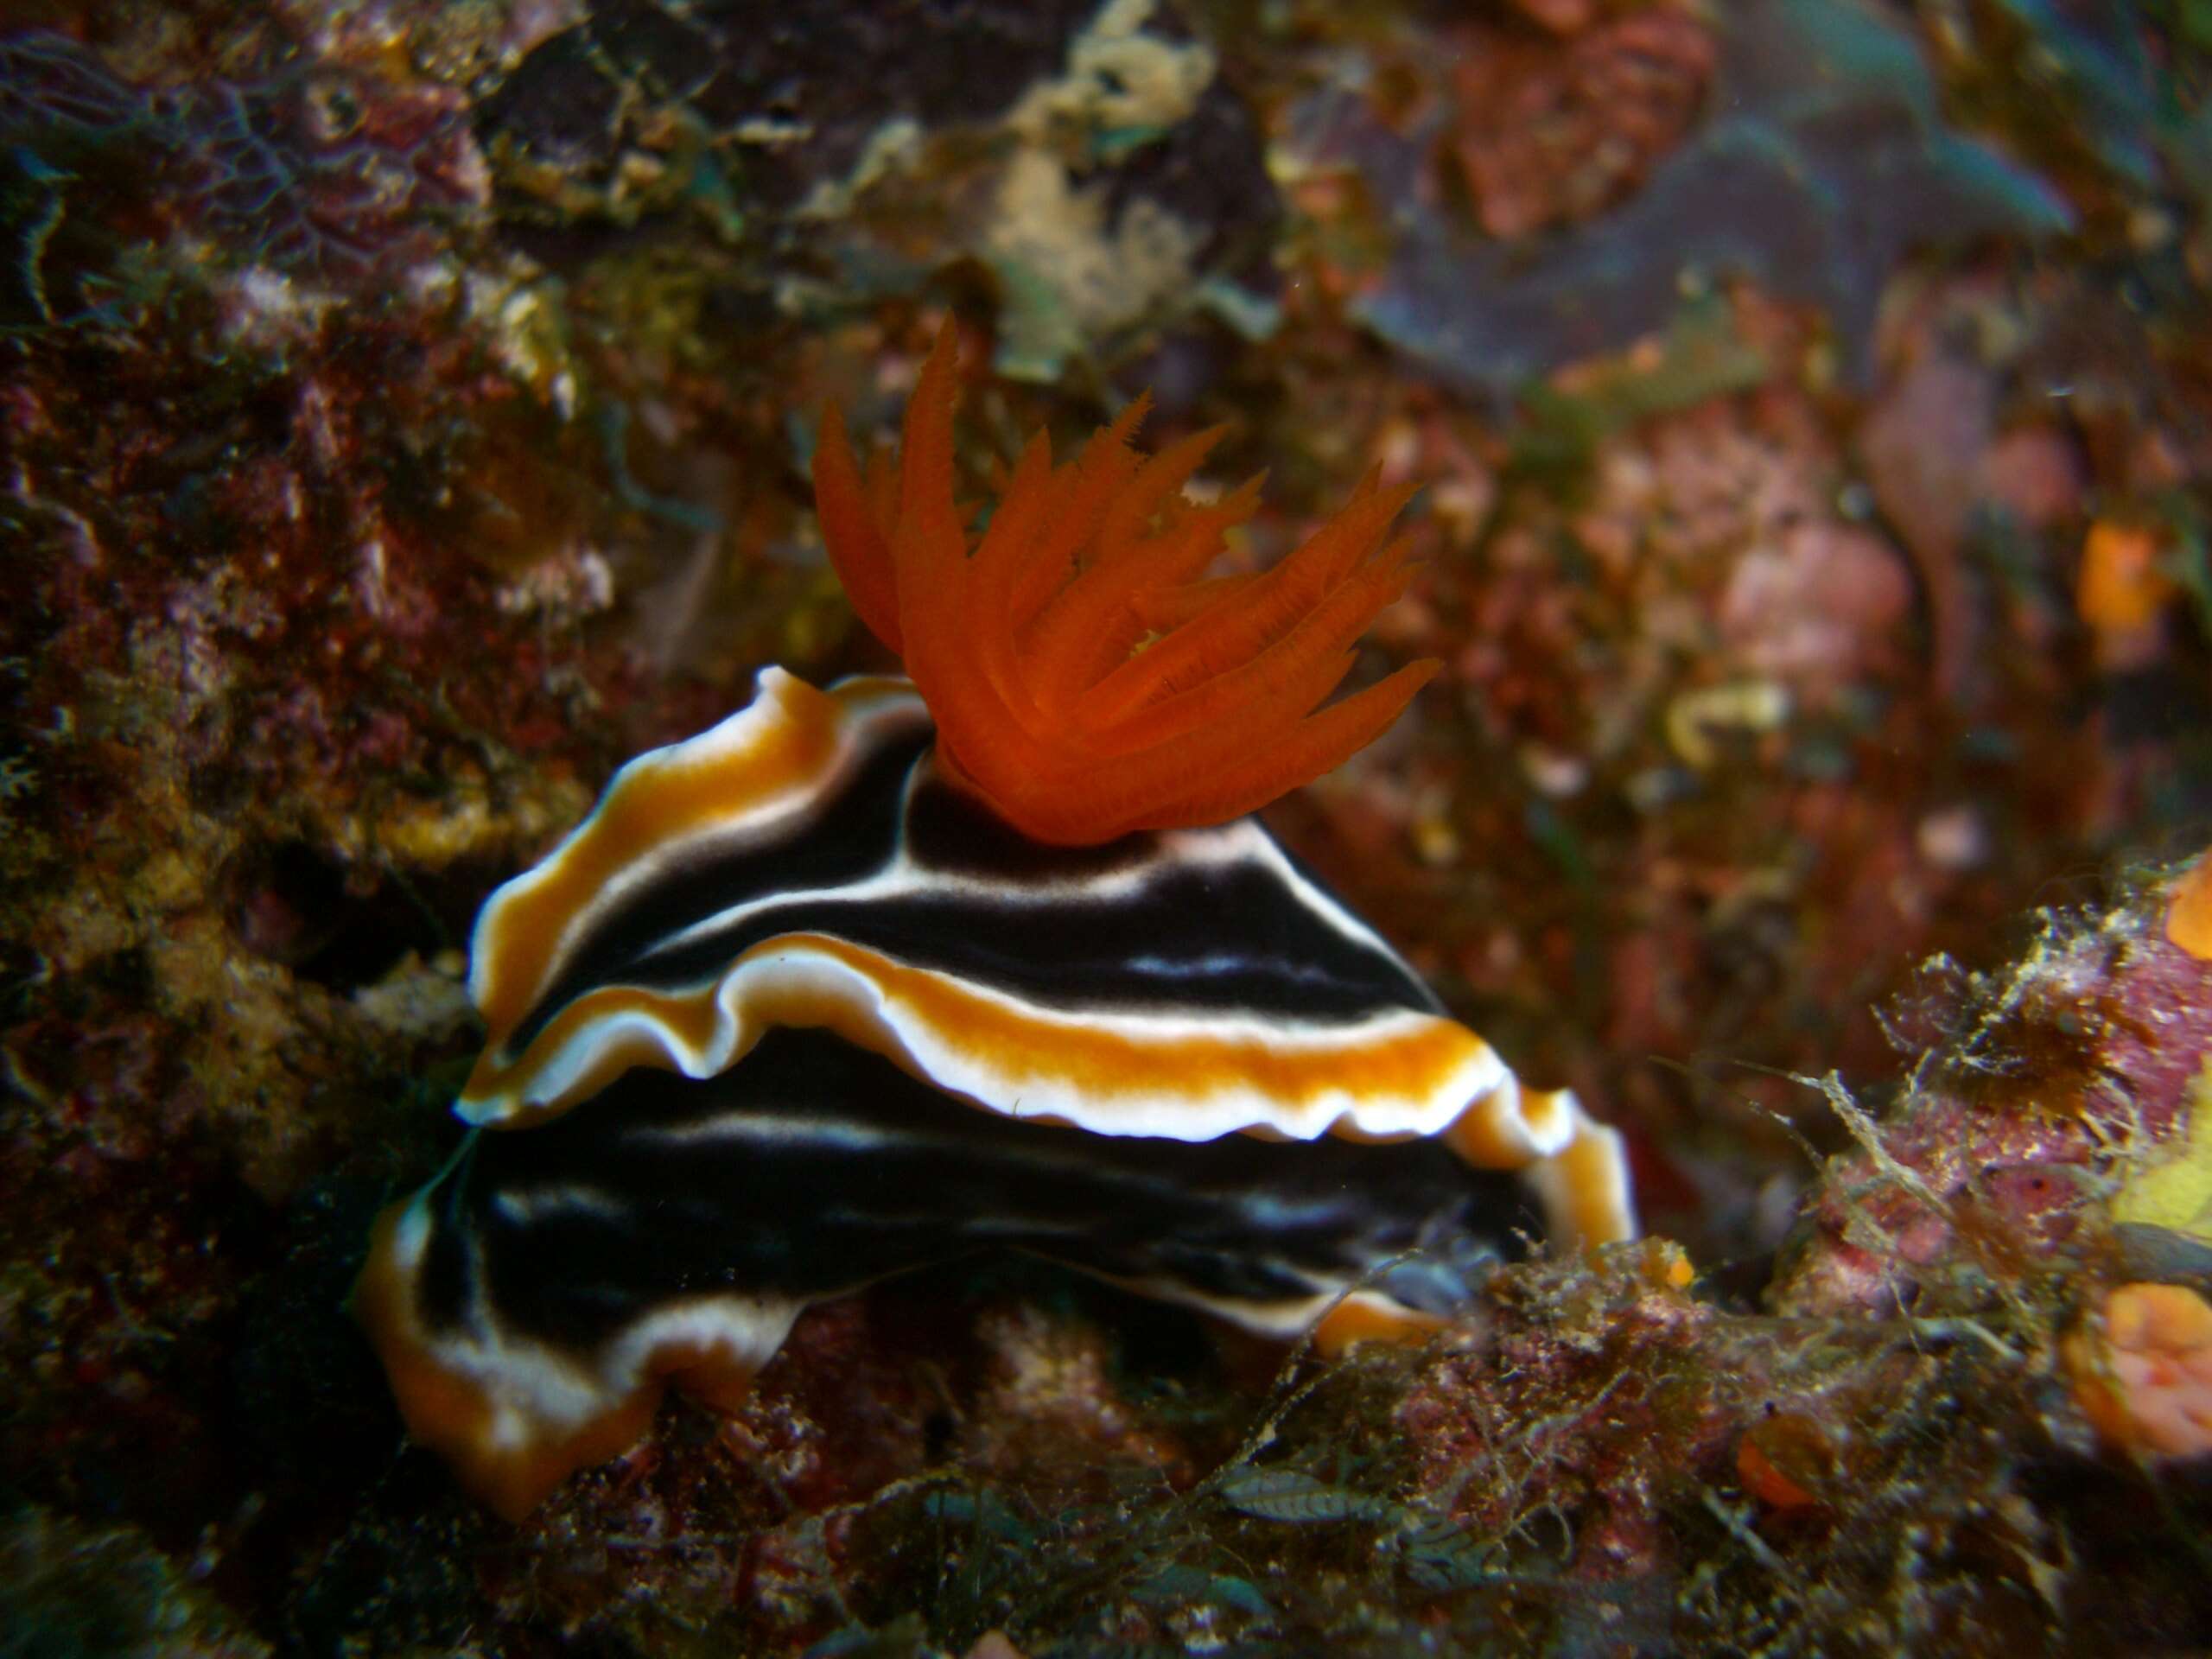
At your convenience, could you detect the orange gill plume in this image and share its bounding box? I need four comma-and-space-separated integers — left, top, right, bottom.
811, 324, 1440, 846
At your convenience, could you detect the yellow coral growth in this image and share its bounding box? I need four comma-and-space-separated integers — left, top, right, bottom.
2112, 1065, 2212, 1241
812, 324, 1437, 846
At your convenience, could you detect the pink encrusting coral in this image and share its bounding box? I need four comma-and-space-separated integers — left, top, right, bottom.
1771, 888, 2212, 1322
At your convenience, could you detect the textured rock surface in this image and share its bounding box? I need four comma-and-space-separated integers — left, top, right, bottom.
5, 0, 2212, 1652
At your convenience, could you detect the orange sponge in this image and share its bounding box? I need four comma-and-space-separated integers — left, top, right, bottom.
2065, 1281, 2212, 1460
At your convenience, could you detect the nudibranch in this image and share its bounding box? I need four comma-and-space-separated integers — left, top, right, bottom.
355, 326, 1636, 1521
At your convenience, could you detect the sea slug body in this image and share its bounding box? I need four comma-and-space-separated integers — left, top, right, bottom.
356, 324, 1636, 1518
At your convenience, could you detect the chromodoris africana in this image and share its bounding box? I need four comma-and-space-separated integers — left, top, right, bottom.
354, 325, 1636, 1520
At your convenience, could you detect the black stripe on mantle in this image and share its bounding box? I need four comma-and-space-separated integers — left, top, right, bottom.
419, 1027, 1541, 1361
492, 717, 1442, 1071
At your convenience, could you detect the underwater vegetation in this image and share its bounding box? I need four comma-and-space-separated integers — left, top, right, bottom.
5, 0, 2212, 1653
